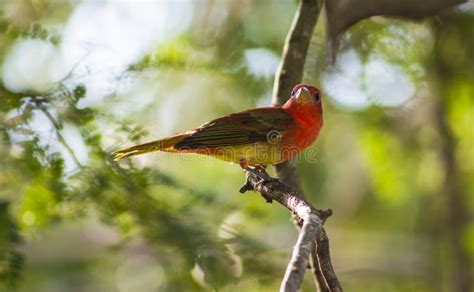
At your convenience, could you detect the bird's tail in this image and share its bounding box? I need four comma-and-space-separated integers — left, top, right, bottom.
113, 134, 186, 160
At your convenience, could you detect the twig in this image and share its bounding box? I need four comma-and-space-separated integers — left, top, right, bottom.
34, 101, 83, 168
239, 168, 341, 292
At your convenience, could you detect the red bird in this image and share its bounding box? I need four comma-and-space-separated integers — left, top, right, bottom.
114, 84, 323, 168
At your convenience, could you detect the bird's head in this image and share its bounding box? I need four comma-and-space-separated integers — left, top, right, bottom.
282, 84, 323, 127
290, 84, 321, 104
283, 84, 322, 113
282, 84, 323, 118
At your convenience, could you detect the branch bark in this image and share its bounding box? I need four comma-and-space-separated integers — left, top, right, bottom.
239, 168, 341, 292
271, 0, 341, 291
272, 0, 322, 110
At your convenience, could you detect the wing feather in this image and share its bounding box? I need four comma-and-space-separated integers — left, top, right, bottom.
174, 107, 293, 149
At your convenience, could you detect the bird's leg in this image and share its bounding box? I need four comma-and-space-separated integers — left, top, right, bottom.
239, 159, 264, 179
239, 159, 268, 196
239, 160, 281, 203
239, 159, 266, 172
239, 159, 254, 193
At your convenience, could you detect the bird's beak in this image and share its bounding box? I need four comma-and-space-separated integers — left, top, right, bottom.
296, 86, 312, 100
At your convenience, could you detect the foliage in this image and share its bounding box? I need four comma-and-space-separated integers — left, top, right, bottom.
0, 1, 472, 292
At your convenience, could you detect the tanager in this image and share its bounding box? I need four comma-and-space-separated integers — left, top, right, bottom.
114, 84, 323, 168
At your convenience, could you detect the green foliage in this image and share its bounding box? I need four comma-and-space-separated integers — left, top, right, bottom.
350, 19, 432, 82
20, 24, 61, 46
0, 2, 472, 291
20, 183, 59, 229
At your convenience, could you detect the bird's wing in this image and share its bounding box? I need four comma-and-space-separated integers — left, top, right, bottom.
174, 107, 294, 149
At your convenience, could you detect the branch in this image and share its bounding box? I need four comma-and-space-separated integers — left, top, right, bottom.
310, 229, 342, 292
239, 168, 341, 292
431, 31, 471, 289
324, 0, 466, 60
433, 102, 471, 292
272, 0, 322, 108
271, 0, 320, 194
271, 0, 341, 290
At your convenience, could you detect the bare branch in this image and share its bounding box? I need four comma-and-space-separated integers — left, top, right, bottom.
282, 211, 319, 292
311, 229, 342, 292
270, 0, 341, 290
272, 0, 322, 108
239, 168, 341, 292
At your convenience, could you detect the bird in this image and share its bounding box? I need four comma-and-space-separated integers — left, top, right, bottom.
114, 84, 323, 168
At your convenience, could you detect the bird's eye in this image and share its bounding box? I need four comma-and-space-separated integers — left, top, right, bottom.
314, 92, 320, 101
291, 89, 296, 96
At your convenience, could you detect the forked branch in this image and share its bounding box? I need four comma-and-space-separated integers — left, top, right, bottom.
239, 168, 341, 292
270, 0, 342, 290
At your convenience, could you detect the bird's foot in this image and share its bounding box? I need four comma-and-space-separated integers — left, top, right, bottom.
240, 176, 274, 203
239, 160, 279, 203
239, 159, 266, 172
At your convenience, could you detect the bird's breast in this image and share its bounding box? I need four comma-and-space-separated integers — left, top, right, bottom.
282, 104, 322, 152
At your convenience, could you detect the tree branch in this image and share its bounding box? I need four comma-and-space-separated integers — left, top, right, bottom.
324, 0, 466, 60
271, 0, 341, 290
429, 18, 472, 292
271, 0, 318, 201
239, 168, 341, 292
433, 99, 471, 292
310, 228, 341, 291
272, 0, 322, 108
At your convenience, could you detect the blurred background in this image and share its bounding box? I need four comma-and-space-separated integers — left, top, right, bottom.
0, 0, 472, 291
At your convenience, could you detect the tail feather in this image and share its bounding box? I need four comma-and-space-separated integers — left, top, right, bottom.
113, 134, 187, 160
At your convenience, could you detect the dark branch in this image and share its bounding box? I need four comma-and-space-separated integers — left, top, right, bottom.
311, 228, 342, 292
431, 21, 472, 288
